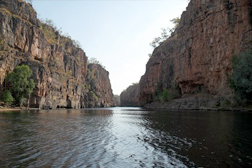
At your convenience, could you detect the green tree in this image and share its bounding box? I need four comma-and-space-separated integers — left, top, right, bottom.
150, 37, 162, 48
170, 17, 180, 30
229, 50, 252, 105
160, 85, 181, 102
88, 57, 106, 69
0, 90, 14, 106
149, 16, 181, 49
6, 65, 35, 107
162, 89, 169, 102
88, 57, 100, 64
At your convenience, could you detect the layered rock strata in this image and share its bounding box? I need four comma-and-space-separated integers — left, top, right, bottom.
0, 0, 113, 109
120, 83, 140, 107
85, 64, 113, 108
139, 0, 252, 108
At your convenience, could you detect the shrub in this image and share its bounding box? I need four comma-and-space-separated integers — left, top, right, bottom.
149, 17, 180, 49
6, 65, 35, 107
91, 91, 99, 101
229, 50, 252, 105
160, 85, 181, 102
0, 90, 14, 106
40, 24, 57, 44
162, 89, 169, 102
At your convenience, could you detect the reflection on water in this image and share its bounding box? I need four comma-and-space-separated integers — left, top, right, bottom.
0, 108, 252, 167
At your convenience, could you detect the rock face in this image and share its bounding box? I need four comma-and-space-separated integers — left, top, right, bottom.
120, 83, 140, 107
139, 0, 252, 108
85, 64, 113, 108
113, 95, 120, 107
0, 0, 113, 109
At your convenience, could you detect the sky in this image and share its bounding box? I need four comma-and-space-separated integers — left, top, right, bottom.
31, 0, 189, 95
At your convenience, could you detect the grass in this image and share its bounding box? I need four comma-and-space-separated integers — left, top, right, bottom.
40, 24, 57, 44
91, 91, 99, 101
0, 7, 33, 26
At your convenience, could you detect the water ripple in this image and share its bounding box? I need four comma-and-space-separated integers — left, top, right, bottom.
0, 108, 252, 167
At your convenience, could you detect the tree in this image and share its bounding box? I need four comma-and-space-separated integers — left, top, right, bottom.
0, 90, 14, 106
26, 0, 32, 4
149, 17, 181, 49
73, 40, 82, 48
161, 28, 169, 40
168, 17, 180, 33
88, 57, 100, 64
87, 57, 106, 69
6, 65, 35, 107
150, 37, 162, 48
170, 17, 180, 29
229, 50, 252, 105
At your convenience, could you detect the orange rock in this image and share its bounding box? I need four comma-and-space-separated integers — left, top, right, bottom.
139, 0, 252, 106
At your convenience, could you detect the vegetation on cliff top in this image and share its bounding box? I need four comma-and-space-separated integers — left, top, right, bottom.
149, 17, 180, 50
87, 57, 106, 69
39, 18, 82, 48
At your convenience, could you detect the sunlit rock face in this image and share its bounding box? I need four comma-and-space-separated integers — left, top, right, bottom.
85, 64, 114, 108
139, 0, 252, 107
0, 0, 113, 109
120, 83, 140, 107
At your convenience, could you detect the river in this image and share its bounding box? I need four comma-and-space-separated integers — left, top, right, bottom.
0, 107, 251, 168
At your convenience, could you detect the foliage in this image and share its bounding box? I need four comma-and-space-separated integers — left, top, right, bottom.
19, 0, 32, 3
19, 97, 28, 107
169, 17, 180, 32
73, 40, 82, 48
6, 65, 35, 106
0, 90, 14, 105
161, 86, 181, 102
39, 18, 82, 48
149, 17, 181, 49
155, 84, 181, 102
25, 0, 32, 4
88, 57, 100, 64
88, 57, 106, 69
91, 91, 99, 101
161, 89, 170, 102
150, 37, 162, 48
40, 18, 57, 30
40, 24, 57, 44
229, 50, 252, 105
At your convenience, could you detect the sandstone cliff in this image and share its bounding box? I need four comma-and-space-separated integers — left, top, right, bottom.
113, 95, 120, 107
120, 83, 140, 107
139, 0, 252, 109
0, 0, 113, 109
85, 64, 113, 108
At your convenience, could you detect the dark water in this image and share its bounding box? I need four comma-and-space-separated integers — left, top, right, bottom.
0, 108, 252, 168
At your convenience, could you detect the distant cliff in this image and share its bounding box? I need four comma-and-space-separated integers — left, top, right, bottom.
120, 83, 140, 107
0, 0, 113, 109
113, 95, 120, 107
121, 0, 252, 109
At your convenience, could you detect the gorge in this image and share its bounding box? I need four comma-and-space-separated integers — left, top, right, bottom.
1, 1, 252, 167
121, 0, 252, 109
